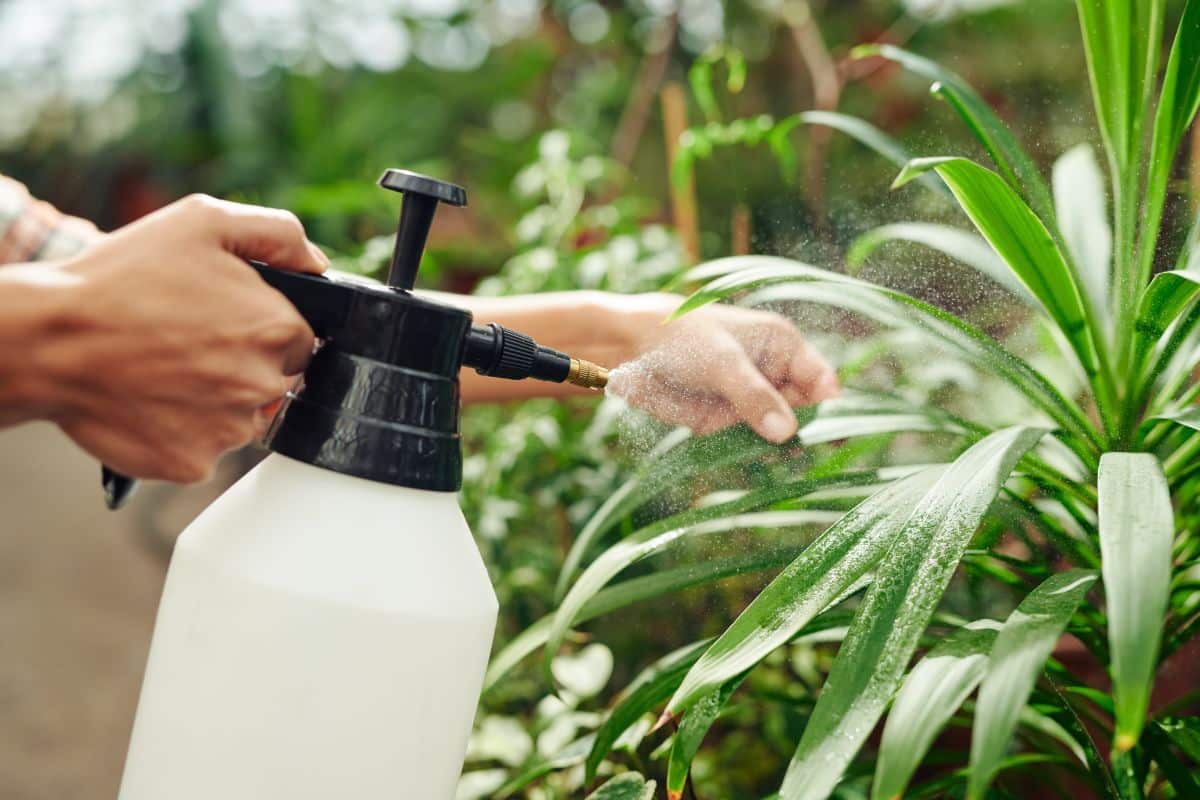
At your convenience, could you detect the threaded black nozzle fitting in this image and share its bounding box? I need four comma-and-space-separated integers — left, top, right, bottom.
463, 323, 571, 383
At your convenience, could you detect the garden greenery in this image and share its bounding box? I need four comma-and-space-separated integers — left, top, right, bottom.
489, 1, 1200, 797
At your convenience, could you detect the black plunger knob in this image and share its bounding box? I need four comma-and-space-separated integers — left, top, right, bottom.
378, 169, 467, 291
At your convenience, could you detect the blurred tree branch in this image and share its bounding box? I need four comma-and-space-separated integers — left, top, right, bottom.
612, 15, 678, 167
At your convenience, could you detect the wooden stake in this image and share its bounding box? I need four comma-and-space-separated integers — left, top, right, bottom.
732, 203, 751, 255
661, 81, 700, 263
611, 15, 677, 166
1190, 121, 1200, 217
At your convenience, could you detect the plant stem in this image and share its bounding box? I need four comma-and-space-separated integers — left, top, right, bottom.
1163, 431, 1200, 477
1112, 169, 1141, 378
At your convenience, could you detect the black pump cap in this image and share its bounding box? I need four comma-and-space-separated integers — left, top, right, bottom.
378, 169, 467, 291
264, 169, 473, 492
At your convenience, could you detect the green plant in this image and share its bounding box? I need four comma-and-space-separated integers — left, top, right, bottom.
498, 1, 1200, 798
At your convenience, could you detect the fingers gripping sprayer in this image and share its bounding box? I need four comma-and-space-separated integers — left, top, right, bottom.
109, 170, 609, 800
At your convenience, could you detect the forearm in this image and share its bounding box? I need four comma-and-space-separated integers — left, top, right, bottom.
0, 263, 78, 427
428, 290, 671, 403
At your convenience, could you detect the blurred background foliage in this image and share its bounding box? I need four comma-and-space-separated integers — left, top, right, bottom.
0, 0, 1125, 797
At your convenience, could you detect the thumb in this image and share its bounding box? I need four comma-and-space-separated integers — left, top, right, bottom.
206, 198, 329, 274
717, 356, 798, 444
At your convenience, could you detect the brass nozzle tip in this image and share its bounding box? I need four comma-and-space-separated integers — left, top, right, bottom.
567, 358, 609, 390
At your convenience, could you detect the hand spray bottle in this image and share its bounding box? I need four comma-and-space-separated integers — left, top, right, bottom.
108, 170, 608, 800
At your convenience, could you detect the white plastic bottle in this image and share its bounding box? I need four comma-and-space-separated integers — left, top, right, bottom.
111, 170, 607, 799
118, 453, 497, 799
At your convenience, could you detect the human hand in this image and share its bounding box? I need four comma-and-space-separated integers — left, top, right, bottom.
36, 194, 327, 483
607, 294, 840, 443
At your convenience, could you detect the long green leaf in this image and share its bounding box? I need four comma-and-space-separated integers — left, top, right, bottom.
847, 222, 1032, 302
484, 544, 812, 694
1138, 0, 1200, 293
895, 157, 1101, 379
855, 43, 1055, 222
774, 110, 950, 199
666, 674, 748, 800
548, 463, 934, 688
1075, 0, 1164, 349
1053, 144, 1112, 320
872, 621, 1002, 800
497, 733, 596, 798
1156, 717, 1200, 761
1132, 270, 1200, 385
585, 640, 711, 781
780, 427, 1046, 800
1144, 721, 1200, 796
547, 510, 838, 686
1098, 453, 1174, 751
673, 256, 1101, 455
664, 468, 945, 718
1075, 0, 1163, 175
586, 772, 657, 800
968, 570, 1099, 800
557, 394, 960, 600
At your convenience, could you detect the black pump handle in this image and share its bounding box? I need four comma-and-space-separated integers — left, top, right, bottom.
377, 169, 467, 291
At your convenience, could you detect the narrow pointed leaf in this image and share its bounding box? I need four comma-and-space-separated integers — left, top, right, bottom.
587, 772, 657, 800
856, 44, 1055, 221
1098, 453, 1174, 751
547, 509, 839, 685
1016, 706, 1087, 767
847, 222, 1032, 302
1180, 208, 1200, 273
780, 427, 1046, 800
1141, 0, 1200, 276
497, 734, 597, 798
895, 157, 1099, 376
1143, 721, 1200, 796
665, 468, 945, 717
671, 255, 1099, 453
968, 569, 1099, 800
776, 110, 950, 199
585, 640, 711, 781
1157, 717, 1200, 761
558, 394, 960, 599
1052, 145, 1111, 319
872, 621, 1002, 800
666, 674, 749, 799
1133, 270, 1200, 384
1075, 0, 1164, 174
485, 544, 811, 693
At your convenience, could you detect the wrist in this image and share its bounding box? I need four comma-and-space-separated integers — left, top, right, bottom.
593, 291, 684, 360
0, 263, 89, 423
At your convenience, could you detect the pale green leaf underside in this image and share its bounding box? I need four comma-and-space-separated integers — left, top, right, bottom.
847, 221, 1032, 302
968, 569, 1098, 800
872, 620, 1001, 800
1052, 144, 1111, 320
1098, 453, 1173, 750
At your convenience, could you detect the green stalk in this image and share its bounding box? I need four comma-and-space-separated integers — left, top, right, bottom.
1112, 173, 1141, 377
1163, 431, 1200, 477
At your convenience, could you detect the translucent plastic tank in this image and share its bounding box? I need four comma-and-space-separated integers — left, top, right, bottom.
118, 453, 498, 799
